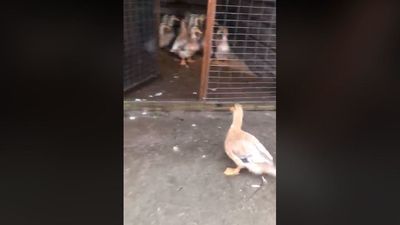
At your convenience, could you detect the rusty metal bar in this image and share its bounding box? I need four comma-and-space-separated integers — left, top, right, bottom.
199, 0, 217, 100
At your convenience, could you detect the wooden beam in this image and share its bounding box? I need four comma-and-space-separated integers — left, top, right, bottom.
199, 0, 216, 101
124, 101, 276, 111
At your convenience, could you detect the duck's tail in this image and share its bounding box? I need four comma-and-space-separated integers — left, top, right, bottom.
268, 167, 276, 177
262, 163, 276, 177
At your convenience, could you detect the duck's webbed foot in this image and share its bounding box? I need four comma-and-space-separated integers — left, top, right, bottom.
224, 167, 241, 176
187, 57, 195, 63
180, 59, 189, 68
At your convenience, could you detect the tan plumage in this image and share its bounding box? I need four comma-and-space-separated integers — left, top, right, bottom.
224, 104, 276, 177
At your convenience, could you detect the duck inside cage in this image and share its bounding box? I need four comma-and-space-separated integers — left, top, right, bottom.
124, 0, 276, 104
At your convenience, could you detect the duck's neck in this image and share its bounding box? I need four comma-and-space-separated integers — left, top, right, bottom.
231, 109, 243, 129
222, 34, 228, 42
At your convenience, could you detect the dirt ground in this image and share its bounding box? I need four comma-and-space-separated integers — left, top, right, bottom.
124, 110, 276, 225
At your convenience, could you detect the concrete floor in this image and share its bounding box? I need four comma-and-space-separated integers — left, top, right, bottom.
124, 110, 276, 225
124, 51, 202, 101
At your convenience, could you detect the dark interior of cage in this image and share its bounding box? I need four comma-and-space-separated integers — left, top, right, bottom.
207, 0, 276, 102
124, 0, 207, 101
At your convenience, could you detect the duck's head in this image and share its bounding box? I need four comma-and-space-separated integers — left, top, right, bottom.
169, 15, 180, 22
190, 26, 202, 40
229, 103, 243, 112
160, 24, 172, 32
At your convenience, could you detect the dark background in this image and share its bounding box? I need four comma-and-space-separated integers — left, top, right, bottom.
2, 0, 400, 225
278, 1, 400, 224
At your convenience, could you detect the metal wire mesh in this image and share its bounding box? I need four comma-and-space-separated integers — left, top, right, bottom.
124, 0, 159, 92
205, 0, 276, 103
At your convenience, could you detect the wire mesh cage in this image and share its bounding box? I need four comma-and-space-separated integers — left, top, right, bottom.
124, 0, 159, 92
202, 0, 276, 103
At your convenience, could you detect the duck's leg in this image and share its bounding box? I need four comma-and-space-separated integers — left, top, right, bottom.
187, 57, 195, 63
180, 58, 189, 68
224, 167, 241, 176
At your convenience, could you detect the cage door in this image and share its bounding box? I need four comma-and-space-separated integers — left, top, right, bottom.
200, 0, 276, 103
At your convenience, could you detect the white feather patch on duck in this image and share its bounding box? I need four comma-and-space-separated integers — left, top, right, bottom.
174, 26, 202, 59
170, 20, 189, 53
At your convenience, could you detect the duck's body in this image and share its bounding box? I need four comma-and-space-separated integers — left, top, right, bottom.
224, 104, 276, 177
215, 26, 231, 61
170, 20, 189, 54
159, 15, 179, 48
159, 24, 175, 48
178, 39, 201, 59
171, 20, 202, 67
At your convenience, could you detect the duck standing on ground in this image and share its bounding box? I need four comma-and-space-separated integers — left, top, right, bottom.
224, 104, 276, 177
212, 26, 257, 77
171, 20, 202, 67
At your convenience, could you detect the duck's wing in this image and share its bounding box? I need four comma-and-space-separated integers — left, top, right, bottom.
231, 133, 274, 165
171, 38, 187, 52
243, 131, 273, 161
232, 139, 273, 164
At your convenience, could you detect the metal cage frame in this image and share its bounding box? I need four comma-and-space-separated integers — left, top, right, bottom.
200, 0, 276, 104
124, 0, 276, 106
